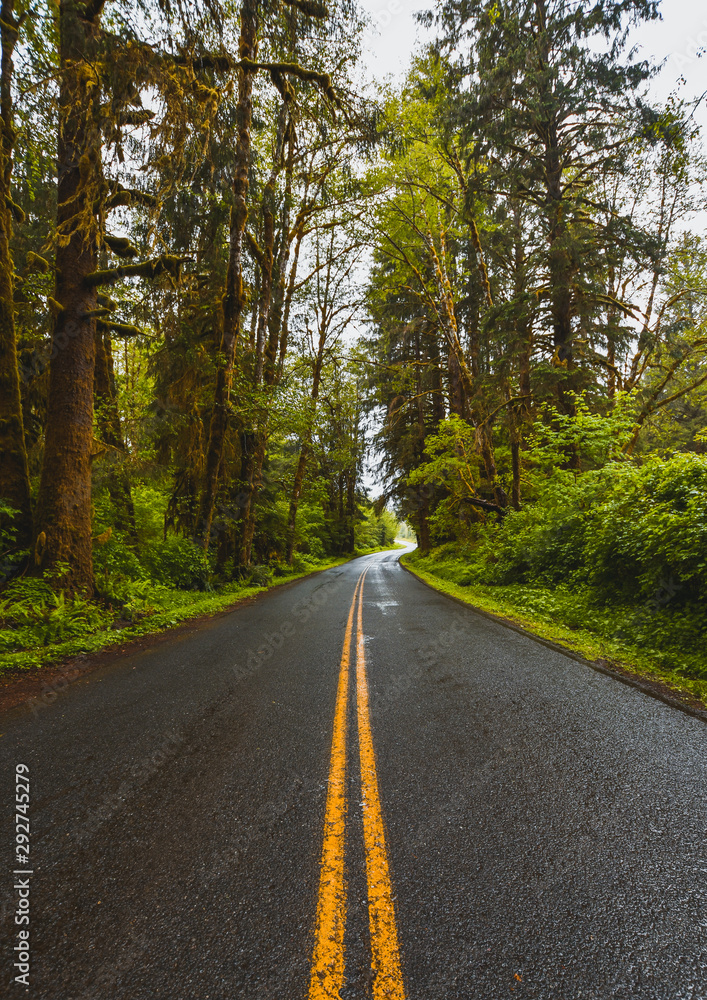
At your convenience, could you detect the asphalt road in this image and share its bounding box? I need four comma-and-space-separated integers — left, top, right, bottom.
2, 547, 706, 999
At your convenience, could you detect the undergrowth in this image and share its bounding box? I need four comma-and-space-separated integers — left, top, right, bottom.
0, 547, 392, 674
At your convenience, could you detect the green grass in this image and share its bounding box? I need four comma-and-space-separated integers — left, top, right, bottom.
402, 549, 707, 710
0, 547, 394, 676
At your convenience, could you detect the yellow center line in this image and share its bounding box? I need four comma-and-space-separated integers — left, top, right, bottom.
356, 575, 406, 1000
309, 569, 368, 1000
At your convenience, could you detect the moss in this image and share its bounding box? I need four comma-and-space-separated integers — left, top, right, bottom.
26, 250, 50, 273
103, 234, 139, 258
5, 194, 25, 223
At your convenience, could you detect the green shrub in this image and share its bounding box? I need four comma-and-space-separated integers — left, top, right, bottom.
584, 454, 707, 601
143, 535, 213, 590
468, 453, 707, 606
0, 577, 112, 652
473, 470, 594, 585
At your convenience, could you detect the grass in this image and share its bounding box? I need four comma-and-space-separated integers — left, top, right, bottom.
0, 546, 394, 677
402, 549, 707, 711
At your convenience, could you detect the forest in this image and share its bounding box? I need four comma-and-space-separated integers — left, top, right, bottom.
0, 0, 705, 700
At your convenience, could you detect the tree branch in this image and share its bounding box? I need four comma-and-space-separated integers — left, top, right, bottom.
245, 231, 264, 268
280, 0, 327, 16
463, 496, 506, 516
85, 254, 191, 287
96, 320, 144, 337
104, 184, 158, 212
175, 55, 339, 106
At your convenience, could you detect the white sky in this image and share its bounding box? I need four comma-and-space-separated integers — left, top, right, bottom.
356, 0, 707, 129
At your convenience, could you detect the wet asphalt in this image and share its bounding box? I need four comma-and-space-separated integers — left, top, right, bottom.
1, 546, 706, 999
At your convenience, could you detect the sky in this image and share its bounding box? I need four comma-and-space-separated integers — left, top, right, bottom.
356, 0, 707, 128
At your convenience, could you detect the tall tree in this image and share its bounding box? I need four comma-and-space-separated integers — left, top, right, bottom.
286, 224, 363, 561
30, 1, 213, 590
196, 0, 259, 549
0, 0, 31, 547
429, 0, 661, 403
195, 0, 343, 549
33, 0, 105, 592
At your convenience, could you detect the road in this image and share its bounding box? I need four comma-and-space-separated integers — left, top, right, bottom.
2, 547, 706, 999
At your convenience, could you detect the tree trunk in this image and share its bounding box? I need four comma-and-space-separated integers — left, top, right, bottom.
416, 506, 430, 555
239, 112, 294, 567
607, 327, 616, 400
197, 0, 257, 547
277, 228, 302, 377
238, 434, 265, 566
509, 211, 532, 510
475, 420, 507, 509
254, 183, 276, 385
285, 443, 309, 564
285, 326, 325, 563
545, 120, 579, 427
270, 121, 295, 379
256, 104, 288, 385
238, 162, 280, 567
508, 393, 522, 511
448, 348, 465, 417
0, 0, 31, 548
94, 329, 138, 547
34, 0, 104, 594
510, 434, 521, 510
345, 466, 355, 554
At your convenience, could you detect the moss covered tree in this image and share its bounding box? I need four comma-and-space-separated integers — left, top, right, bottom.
0, 0, 31, 547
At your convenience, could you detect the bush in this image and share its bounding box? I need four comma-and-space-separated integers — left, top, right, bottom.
470, 453, 707, 606
584, 453, 707, 601
143, 535, 213, 590
0, 577, 112, 652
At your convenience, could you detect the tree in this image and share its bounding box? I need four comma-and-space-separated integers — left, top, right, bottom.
32, 0, 215, 593
32, 0, 106, 593
429, 0, 662, 406
195, 0, 350, 551
286, 222, 364, 561
0, 0, 31, 547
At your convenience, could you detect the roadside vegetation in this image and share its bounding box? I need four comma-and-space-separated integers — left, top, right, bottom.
402, 442, 707, 705
0, 493, 398, 672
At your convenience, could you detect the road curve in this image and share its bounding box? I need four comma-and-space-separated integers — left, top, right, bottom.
1, 547, 706, 999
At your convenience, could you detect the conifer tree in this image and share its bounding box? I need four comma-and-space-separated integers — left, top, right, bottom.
429, 0, 661, 402
0, 0, 31, 547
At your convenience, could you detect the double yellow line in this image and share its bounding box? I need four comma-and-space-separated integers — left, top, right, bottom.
309, 568, 405, 1000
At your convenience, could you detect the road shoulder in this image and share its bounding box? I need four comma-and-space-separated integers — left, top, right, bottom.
0, 549, 389, 717
401, 554, 707, 723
